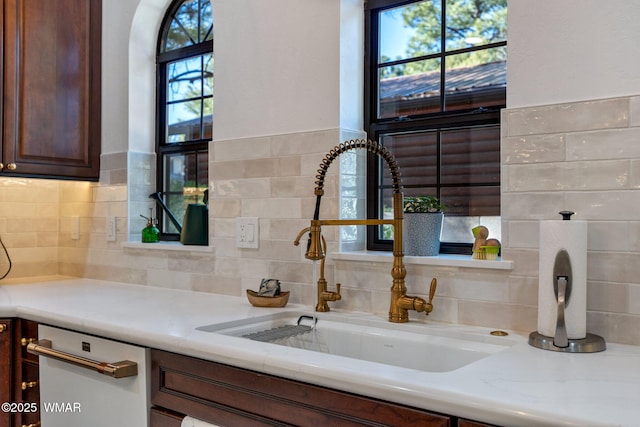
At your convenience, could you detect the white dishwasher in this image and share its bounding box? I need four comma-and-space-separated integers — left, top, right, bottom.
28, 324, 150, 427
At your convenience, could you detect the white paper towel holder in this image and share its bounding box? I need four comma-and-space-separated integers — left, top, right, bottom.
529, 211, 606, 353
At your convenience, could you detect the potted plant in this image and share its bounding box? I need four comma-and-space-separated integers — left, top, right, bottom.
402, 196, 446, 256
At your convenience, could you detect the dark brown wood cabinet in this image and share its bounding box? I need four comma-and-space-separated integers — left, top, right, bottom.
1, 0, 101, 180
151, 349, 450, 426
150, 407, 185, 427
0, 319, 40, 427
12, 319, 40, 427
151, 349, 497, 427
11, 319, 40, 427
458, 420, 495, 427
0, 319, 13, 427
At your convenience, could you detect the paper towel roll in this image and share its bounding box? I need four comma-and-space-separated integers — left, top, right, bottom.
537, 219, 587, 339
181, 415, 220, 427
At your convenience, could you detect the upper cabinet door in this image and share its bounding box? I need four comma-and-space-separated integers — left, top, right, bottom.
2, 0, 101, 180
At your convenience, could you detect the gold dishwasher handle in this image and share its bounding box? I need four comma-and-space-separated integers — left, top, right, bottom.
26, 339, 138, 379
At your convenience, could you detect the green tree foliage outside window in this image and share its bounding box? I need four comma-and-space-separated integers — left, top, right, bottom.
380, 0, 507, 79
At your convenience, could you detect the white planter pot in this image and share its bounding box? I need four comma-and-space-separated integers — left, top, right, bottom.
403, 212, 443, 256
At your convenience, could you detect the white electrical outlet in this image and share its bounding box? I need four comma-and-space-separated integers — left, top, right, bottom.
236, 217, 259, 248
106, 216, 117, 242
71, 216, 80, 240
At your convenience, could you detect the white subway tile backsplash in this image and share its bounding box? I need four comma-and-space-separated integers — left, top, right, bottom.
629, 160, 640, 188
438, 274, 509, 303
500, 192, 565, 219
506, 98, 629, 136
629, 222, 640, 252
147, 268, 193, 290
269, 260, 315, 284
506, 275, 538, 306
214, 178, 271, 198
587, 252, 637, 283
565, 190, 640, 220
213, 136, 271, 161
587, 312, 640, 346
507, 160, 629, 192
240, 197, 302, 219
270, 176, 314, 198
502, 134, 566, 164
629, 96, 640, 128
506, 221, 539, 248
271, 129, 338, 157
587, 281, 631, 314
566, 128, 640, 161
629, 284, 640, 315
93, 185, 127, 202
213, 217, 236, 238
587, 221, 631, 252
209, 199, 241, 217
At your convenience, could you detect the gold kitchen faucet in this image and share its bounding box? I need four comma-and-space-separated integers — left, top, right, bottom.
294, 139, 436, 322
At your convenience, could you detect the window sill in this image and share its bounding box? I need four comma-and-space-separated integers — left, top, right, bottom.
122, 241, 213, 253
330, 251, 513, 270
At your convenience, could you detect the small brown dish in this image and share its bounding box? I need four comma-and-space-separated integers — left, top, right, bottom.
246, 290, 290, 308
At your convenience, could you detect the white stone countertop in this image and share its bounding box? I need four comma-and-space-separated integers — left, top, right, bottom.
1, 277, 638, 427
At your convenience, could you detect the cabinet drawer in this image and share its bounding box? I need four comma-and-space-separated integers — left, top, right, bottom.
151, 349, 450, 427
150, 407, 184, 427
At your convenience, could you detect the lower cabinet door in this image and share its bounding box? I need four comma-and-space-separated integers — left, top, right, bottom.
0, 319, 12, 427
151, 349, 451, 427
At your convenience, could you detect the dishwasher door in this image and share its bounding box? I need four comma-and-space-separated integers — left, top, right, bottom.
30, 325, 149, 427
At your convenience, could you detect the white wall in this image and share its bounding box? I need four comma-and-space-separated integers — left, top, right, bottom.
102, 0, 145, 154
103, 0, 362, 151
215, 0, 357, 140
507, 0, 640, 108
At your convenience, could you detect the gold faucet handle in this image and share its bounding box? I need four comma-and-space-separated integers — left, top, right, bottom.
428, 278, 437, 305
422, 278, 437, 315
322, 283, 342, 302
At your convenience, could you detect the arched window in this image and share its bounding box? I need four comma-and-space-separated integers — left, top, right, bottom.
156, 0, 213, 239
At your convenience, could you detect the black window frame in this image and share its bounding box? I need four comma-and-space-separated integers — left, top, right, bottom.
156, 0, 213, 241
364, 0, 506, 254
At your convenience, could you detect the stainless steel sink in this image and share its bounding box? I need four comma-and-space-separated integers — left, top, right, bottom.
197, 311, 518, 372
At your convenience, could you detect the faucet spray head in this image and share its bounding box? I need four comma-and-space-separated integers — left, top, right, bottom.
305, 223, 325, 260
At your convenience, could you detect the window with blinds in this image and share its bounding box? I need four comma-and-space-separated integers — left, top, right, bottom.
365, 0, 506, 253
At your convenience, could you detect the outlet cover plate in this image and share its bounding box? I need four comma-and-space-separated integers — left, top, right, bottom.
236, 217, 259, 248
106, 216, 116, 242
71, 216, 80, 240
